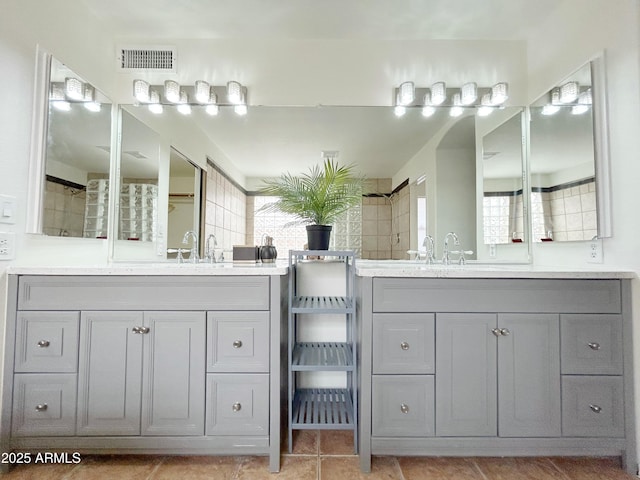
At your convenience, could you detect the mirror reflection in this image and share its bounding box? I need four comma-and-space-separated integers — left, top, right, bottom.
167, 148, 201, 256
529, 62, 597, 242
43, 57, 111, 238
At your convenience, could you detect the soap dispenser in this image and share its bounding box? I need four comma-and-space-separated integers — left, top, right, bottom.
260, 234, 278, 263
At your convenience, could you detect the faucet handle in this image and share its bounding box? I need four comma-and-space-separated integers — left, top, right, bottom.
450, 250, 474, 265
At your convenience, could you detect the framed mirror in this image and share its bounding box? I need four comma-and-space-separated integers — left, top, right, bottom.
529, 58, 610, 242
40, 57, 112, 238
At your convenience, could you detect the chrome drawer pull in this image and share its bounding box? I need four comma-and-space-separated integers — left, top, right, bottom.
35, 403, 48, 412
588, 342, 601, 351
400, 342, 410, 351
491, 328, 501, 337
500, 328, 510, 336
232, 402, 242, 412
132, 326, 150, 334
589, 404, 602, 413
233, 340, 243, 349
37, 340, 50, 348
400, 403, 409, 414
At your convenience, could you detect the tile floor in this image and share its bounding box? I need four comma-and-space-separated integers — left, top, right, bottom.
1, 430, 636, 479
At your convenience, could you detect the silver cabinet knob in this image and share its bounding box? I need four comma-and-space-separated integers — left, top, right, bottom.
589, 404, 602, 413
491, 328, 502, 337
400, 403, 409, 414
37, 340, 50, 347
35, 403, 48, 412
232, 402, 242, 412
233, 340, 243, 349
588, 342, 601, 351
500, 328, 510, 336
400, 342, 410, 351
132, 326, 150, 334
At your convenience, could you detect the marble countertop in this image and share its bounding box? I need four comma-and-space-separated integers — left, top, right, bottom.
355, 260, 637, 279
7, 261, 288, 276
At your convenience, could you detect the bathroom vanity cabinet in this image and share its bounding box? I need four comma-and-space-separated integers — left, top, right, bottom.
357, 275, 636, 474
2, 272, 286, 472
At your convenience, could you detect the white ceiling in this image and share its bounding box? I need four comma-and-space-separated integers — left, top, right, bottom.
55, 1, 576, 183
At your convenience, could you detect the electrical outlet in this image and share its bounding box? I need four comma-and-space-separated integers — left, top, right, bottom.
0, 232, 15, 260
587, 238, 603, 263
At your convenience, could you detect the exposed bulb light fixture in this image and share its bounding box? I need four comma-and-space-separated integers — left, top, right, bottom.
490, 82, 509, 105
449, 93, 464, 117
430, 82, 447, 105
177, 90, 191, 115
206, 91, 219, 115
64, 77, 84, 100
194, 80, 211, 104
541, 87, 561, 115
148, 90, 163, 114
227, 81, 242, 104
460, 82, 478, 105
422, 93, 435, 117
164, 80, 181, 103
571, 88, 592, 115
397, 81, 415, 106
559, 81, 579, 104
81, 85, 101, 112
477, 93, 494, 116
133, 79, 151, 103
50, 83, 71, 111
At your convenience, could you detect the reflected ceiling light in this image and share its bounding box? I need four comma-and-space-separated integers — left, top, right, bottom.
477, 93, 494, 116
64, 77, 84, 100
489, 82, 509, 105
50, 83, 71, 111
397, 81, 415, 106
206, 91, 219, 115
559, 81, 579, 104
430, 82, 447, 105
233, 90, 247, 115
133, 79, 151, 103
460, 82, 478, 105
148, 90, 163, 114
421, 92, 435, 117
164, 80, 181, 103
394, 105, 406, 117
571, 88, 592, 115
449, 93, 464, 117
84, 101, 101, 112
194, 80, 211, 104
227, 81, 242, 104
541, 88, 561, 115
82, 85, 101, 112
177, 90, 191, 114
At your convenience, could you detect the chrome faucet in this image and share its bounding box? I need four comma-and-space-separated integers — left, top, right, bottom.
182, 230, 199, 264
422, 235, 436, 264
442, 232, 460, 265
205, 234, 217, 263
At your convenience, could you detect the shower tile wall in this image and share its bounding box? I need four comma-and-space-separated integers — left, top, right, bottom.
361, 178, 393, 260
390, 183, 410, 260
43, 179, 86, 237
204, 165, 246, 253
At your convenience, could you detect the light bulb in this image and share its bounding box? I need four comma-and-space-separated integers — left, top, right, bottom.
430, 82, 447, 105
64, 77, 84, 100
398, 81, 415, 106
490, 82, 509, 105
133, 80, 150, 103
164, 80, 181, 103
394, 105, 406, 117
227, 81, 242, 104
148, 90, 163, 114
460, 82, 477, 105
194, 80, 211, 104
450, 93, 464, 117
206, 104, 219, 115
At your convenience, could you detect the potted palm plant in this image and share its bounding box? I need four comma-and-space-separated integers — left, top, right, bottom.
258, 158, 365, 250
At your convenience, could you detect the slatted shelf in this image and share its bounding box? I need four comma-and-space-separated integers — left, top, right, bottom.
292, 342, 354, 371
292, 295, 354, 313
291, 388, 355, 429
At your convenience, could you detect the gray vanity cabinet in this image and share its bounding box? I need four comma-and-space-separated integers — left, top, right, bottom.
358, 277, 635, 475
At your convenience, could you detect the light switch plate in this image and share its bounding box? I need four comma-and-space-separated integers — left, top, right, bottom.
0, 194, 16, 224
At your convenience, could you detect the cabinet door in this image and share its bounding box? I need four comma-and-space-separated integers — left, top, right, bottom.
77, 312, 143, 435
436, 314, 497, 436
498, 314, 561, 437
141, 312, 205, 435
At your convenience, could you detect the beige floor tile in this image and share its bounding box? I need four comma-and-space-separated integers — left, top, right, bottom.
287, 429, 319, 455
149, 455, 240, 480
319, 430, 356, 455
65, 454, 160, 480
399, 457, 485, 480
320, 456, 400, 480
237, 455, 317, 479
550, 457, 636, 480
474, 457, 569, 480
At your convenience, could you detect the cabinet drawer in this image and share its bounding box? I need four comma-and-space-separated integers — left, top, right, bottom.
373, 314, 434, 374
15, 312, 79, 373
561, 315, 622, 375
12, 373, 77, 437
206, 374, 269, 435
372, 375, 434, 437
207, 312, 269, 373
562, 376, 624, 437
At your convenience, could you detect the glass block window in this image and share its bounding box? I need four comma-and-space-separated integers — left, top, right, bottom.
483, 195, 512, 244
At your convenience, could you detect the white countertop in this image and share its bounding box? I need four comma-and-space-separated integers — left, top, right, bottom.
355, 260, 637, 279
7, 261, 288, 276
6, 260, 636, 280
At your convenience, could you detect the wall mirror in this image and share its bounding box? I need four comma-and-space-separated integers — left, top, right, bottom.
41, 57, 112, 238
529, 57, 610, 242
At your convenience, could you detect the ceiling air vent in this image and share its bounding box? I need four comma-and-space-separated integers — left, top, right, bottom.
118, 46, 177, 72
